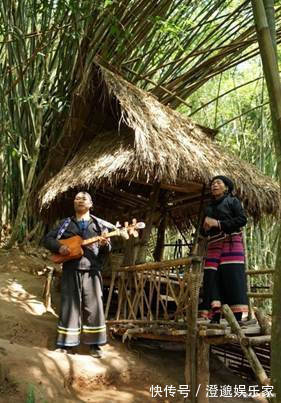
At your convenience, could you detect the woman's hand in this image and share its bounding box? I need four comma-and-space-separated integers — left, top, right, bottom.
203, 216, 220, 231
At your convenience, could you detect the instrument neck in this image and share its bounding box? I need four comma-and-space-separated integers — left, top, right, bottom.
82, 229, 119, 246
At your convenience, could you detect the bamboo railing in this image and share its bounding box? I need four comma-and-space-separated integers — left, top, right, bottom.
105, 257, 202, 323
246, 268, 274, 299
105, 256, 202, 403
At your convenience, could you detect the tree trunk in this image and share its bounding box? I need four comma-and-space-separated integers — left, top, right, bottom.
250, 1, 281, 400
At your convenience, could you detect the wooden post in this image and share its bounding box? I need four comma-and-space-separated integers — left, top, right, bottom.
153, 210, 167, 261
222, 304, 270, 386
42, 266, 54, 311
105, 271, 116, 319
123, 236, 138, 265
191, 185, 205, 256
136, 183, 161, 264
185, 257, 202, 402
196, 337, 209, 403
255, 308, 271, 335
243, 229, 254, 320
153, 190, 169, 262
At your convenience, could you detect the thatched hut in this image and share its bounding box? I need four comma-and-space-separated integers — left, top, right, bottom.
38, 65, 280, 263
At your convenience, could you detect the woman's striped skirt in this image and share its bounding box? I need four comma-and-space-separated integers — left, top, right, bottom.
198, 232, 248, 319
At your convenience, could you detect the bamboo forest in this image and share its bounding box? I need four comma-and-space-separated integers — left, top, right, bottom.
0, 1, 281, 402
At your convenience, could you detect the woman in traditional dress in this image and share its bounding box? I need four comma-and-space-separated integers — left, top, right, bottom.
198, 175, 248, 323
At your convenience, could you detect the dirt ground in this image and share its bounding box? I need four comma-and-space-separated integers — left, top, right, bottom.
0, 247, 268, 403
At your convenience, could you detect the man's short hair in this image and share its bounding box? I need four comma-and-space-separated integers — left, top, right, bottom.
75, 191, 93, 202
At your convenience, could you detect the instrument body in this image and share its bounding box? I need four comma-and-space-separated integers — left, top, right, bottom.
52, 235, 85, 263
51, 222, 145, 264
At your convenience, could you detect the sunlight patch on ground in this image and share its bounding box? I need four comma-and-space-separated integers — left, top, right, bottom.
0, 278, 46, 315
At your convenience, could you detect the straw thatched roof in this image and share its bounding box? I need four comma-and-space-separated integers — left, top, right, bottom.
39, 66, 280, 223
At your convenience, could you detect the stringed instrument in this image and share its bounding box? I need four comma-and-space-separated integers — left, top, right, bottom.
51, 219, 145, 264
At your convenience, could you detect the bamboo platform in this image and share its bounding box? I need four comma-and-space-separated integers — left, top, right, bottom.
107, 318, 264, 340
42, 256, 273, 403
103, 255, 272, 403
107, 316, 271, 403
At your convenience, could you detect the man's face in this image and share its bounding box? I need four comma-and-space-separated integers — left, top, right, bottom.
74, 192, 93, 213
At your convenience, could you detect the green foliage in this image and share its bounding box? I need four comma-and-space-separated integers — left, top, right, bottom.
26, 384, 35, 403
0, 0, 279, 253
187, 56, 277, 178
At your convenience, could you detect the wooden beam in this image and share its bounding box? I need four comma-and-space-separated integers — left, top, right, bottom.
203, 334, 239, 345
118, 256, 200, 272
247, 292, 273, 298
255, 308, 271, 335
133, 179, 204, 193
240, 335, 271, 347
222, 304, 270, 386
167, 195, 206, 211
160, 183, 203, 193
111, 327, 185, 342
105, 188, 148, 205
246, 269, 275, 275
106, 319, 187, 326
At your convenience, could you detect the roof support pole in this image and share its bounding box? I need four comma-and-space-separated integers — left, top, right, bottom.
152, 210, 167, 262
191, 185, 206, 256
153, 191, 168, 262
136, 182, 161, 264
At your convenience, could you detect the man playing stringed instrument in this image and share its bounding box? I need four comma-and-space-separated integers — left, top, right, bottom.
43, 191, 112, 358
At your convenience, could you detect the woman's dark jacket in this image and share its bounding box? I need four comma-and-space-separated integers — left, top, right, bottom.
201, 194, 247, 237
43, 215, 111, 272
